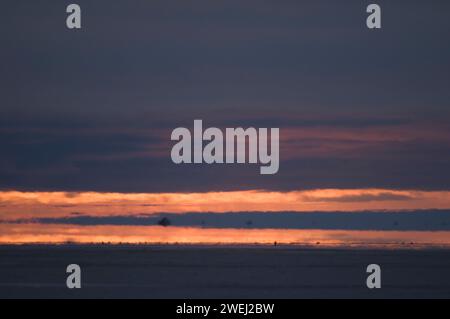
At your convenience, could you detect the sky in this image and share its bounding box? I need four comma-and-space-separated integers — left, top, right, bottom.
1, 1, 450, 244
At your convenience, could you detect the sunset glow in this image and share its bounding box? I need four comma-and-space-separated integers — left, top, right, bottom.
1, 189, 450, 221
2, 224, 450, 248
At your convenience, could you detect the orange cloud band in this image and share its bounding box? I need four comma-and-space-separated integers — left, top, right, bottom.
1, 189, 450, 221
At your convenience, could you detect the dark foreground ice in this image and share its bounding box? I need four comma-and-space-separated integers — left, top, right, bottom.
1, 245, 450, 299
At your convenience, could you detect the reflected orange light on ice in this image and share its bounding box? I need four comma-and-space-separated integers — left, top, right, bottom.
2, 224, 450, 248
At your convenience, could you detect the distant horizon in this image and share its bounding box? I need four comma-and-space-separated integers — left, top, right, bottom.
2, 188, 450, 245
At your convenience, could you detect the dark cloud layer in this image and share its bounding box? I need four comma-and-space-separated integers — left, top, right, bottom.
1, 1, 450, 192
7, 210, 450, 231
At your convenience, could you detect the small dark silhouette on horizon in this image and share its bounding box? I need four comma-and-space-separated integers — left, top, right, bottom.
157, 217, 171, 227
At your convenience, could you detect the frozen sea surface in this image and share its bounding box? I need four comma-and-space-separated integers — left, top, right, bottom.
1, 245, 450, 299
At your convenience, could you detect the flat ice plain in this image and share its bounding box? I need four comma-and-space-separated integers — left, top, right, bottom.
1, 245, 450, 299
